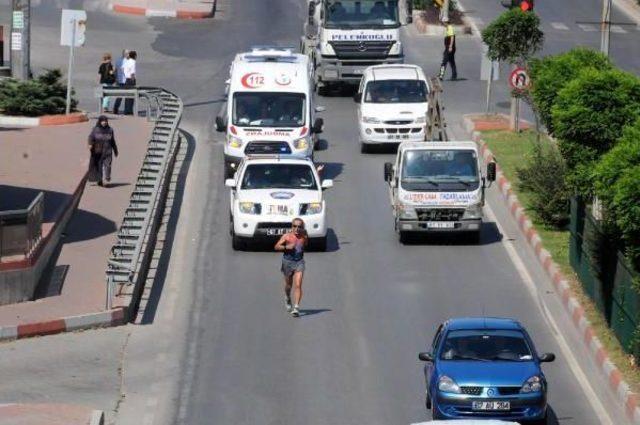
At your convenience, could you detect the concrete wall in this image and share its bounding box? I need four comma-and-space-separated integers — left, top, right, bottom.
0, 176, 87, 305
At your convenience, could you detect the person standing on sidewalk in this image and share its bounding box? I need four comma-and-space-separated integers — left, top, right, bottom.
123, 51, 137, 115
438, 18, 457, 81
113, 49, 129, 115
88, 116, 119, 187
275, 218, 309, 317
98, 53, 116, 113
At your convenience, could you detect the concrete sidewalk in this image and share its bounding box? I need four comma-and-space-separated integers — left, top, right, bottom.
0, 116, 151, 330
0, 404, 101, 425
110, 0, 216, 18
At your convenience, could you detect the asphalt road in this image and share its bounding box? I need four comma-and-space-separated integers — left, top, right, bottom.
0, 0, 637, 424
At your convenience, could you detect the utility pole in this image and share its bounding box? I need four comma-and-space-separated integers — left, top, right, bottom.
600, 0, 611, 56
10, 0, 30, 80
441, 0, 450, 23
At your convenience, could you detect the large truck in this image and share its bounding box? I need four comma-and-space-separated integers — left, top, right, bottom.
384, 141, 496, 244
301, 0, 413, 94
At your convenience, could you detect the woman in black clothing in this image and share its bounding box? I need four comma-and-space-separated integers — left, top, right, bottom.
88, 116, 119, 187
98, 53, 116, 112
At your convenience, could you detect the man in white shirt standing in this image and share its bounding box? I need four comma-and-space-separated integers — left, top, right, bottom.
113, 49, 129, 115
123, 51, 137, 115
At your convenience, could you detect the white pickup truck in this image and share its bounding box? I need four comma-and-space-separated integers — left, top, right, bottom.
384, 141, 496, 244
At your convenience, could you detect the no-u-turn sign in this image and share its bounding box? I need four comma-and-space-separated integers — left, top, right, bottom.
509, 67, 530, 90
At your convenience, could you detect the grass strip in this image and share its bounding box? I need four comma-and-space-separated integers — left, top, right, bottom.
481, 129, 640, 392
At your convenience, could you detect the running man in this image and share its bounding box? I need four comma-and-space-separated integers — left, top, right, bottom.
275, 218, 308, 317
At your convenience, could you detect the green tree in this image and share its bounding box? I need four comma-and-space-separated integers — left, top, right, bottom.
594, 118, 640, 267
552, 69, 640, 194
529, 48, 612, 133
481, 8, 544, 64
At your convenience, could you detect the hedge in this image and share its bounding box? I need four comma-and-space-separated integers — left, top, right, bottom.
0, 69, 77, 117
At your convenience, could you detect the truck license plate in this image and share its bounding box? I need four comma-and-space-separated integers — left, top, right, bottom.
426, 221, 455, 229
472, 401, 510, 411
387, 134, 410, 140
266, 228, 288, 236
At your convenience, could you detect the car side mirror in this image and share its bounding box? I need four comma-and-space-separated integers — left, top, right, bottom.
353, 92, 362, 103
539, 352, 556, 363
224, 178, 236, 188
312, 117, 324, 134
384, 162, 393, 182
418, 352, 434, 362
321, 179, 333, 189
486, 162, 496, 182
215, 116, 227, 132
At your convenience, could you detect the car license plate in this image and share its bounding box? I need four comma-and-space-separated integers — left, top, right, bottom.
353, 69, 363, 74
426, 221, 455, 229
266, 228, 288, 236
267, 205, 290, 216
387, 134, 410, 140
472, 401, 510, 411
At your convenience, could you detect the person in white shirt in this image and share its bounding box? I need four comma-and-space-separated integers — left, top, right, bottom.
123, 51, 137, 115
113, 49, 129, 115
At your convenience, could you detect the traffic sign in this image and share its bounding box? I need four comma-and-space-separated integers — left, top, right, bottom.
60, 10, 87, 47
509, 67, 530, 90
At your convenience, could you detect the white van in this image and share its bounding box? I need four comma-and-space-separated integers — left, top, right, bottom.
216, 47, 325, 177
355, 64, 430, 152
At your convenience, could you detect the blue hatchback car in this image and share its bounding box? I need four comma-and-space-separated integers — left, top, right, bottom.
418, 317, 555, 424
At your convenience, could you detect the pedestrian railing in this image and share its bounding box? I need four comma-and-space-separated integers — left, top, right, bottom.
95, 86, 163, 121
105, 87, 183, 312
0, 192, 44, 260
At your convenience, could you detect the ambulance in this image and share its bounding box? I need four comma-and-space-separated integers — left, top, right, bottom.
216, 46, 325, 178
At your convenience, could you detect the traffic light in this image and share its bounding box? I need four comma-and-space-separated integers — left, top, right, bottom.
500, 0, 534, 11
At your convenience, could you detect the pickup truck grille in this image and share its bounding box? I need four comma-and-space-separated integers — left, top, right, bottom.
328, 41, 395, 60
415, 208, 465, 222
244, 141, 291, 155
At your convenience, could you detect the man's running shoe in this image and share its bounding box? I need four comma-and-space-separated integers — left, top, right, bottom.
285, 298, 293, 313
291, 306, 300, 317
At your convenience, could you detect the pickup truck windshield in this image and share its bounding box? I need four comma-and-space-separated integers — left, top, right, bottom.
440, 330, 533, 362
401, 149, 479, 191
233, 92, 306, 127
241, 164, 318, 190
365, 80, 428, 103
325, 0, 399, 28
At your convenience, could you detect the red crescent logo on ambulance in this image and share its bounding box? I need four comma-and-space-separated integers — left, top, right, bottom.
241, 73, 265, 89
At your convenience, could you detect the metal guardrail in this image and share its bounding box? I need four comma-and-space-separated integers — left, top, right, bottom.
105, 87, 183, 311
0, 192, 44, 260
95, 86, 163, 121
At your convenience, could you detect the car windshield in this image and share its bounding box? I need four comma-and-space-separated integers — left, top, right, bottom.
324, 0, 399, 28
400, 149, 479, 191
233, 92, 306, 127
440, 329, 534, 362
240, 164, 318, 190
365, 80, 428, 103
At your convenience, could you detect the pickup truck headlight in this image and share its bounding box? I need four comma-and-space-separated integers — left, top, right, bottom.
463, 203, 483, 219
397, 205, 418, 220
227, 136, 243, 148
438, 375, 461, 394
294, 138, 309, 150
362, 116, 381, 124
520, 375, 542, 393
414, 116, 426, 124
301, 202, 323, 215
239, 202, 261, 215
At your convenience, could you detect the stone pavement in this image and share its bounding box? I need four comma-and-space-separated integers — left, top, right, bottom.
110, 0, 216, 18
0, 116, 151, 327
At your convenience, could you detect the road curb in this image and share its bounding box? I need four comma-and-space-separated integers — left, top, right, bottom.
0, 308, 125, 342
0, 112, 88, 128
464, 115, 640, 424
109, 2, 213, 19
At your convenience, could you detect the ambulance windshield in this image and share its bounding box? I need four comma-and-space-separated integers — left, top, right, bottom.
233, 92, 306, 127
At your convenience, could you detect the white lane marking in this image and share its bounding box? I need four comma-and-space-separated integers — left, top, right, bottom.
484, 204, 614, 425
610, 25, 627, 33
357, 335, 372, 368
551, 22, 570, 30
578, 23, 599, 32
